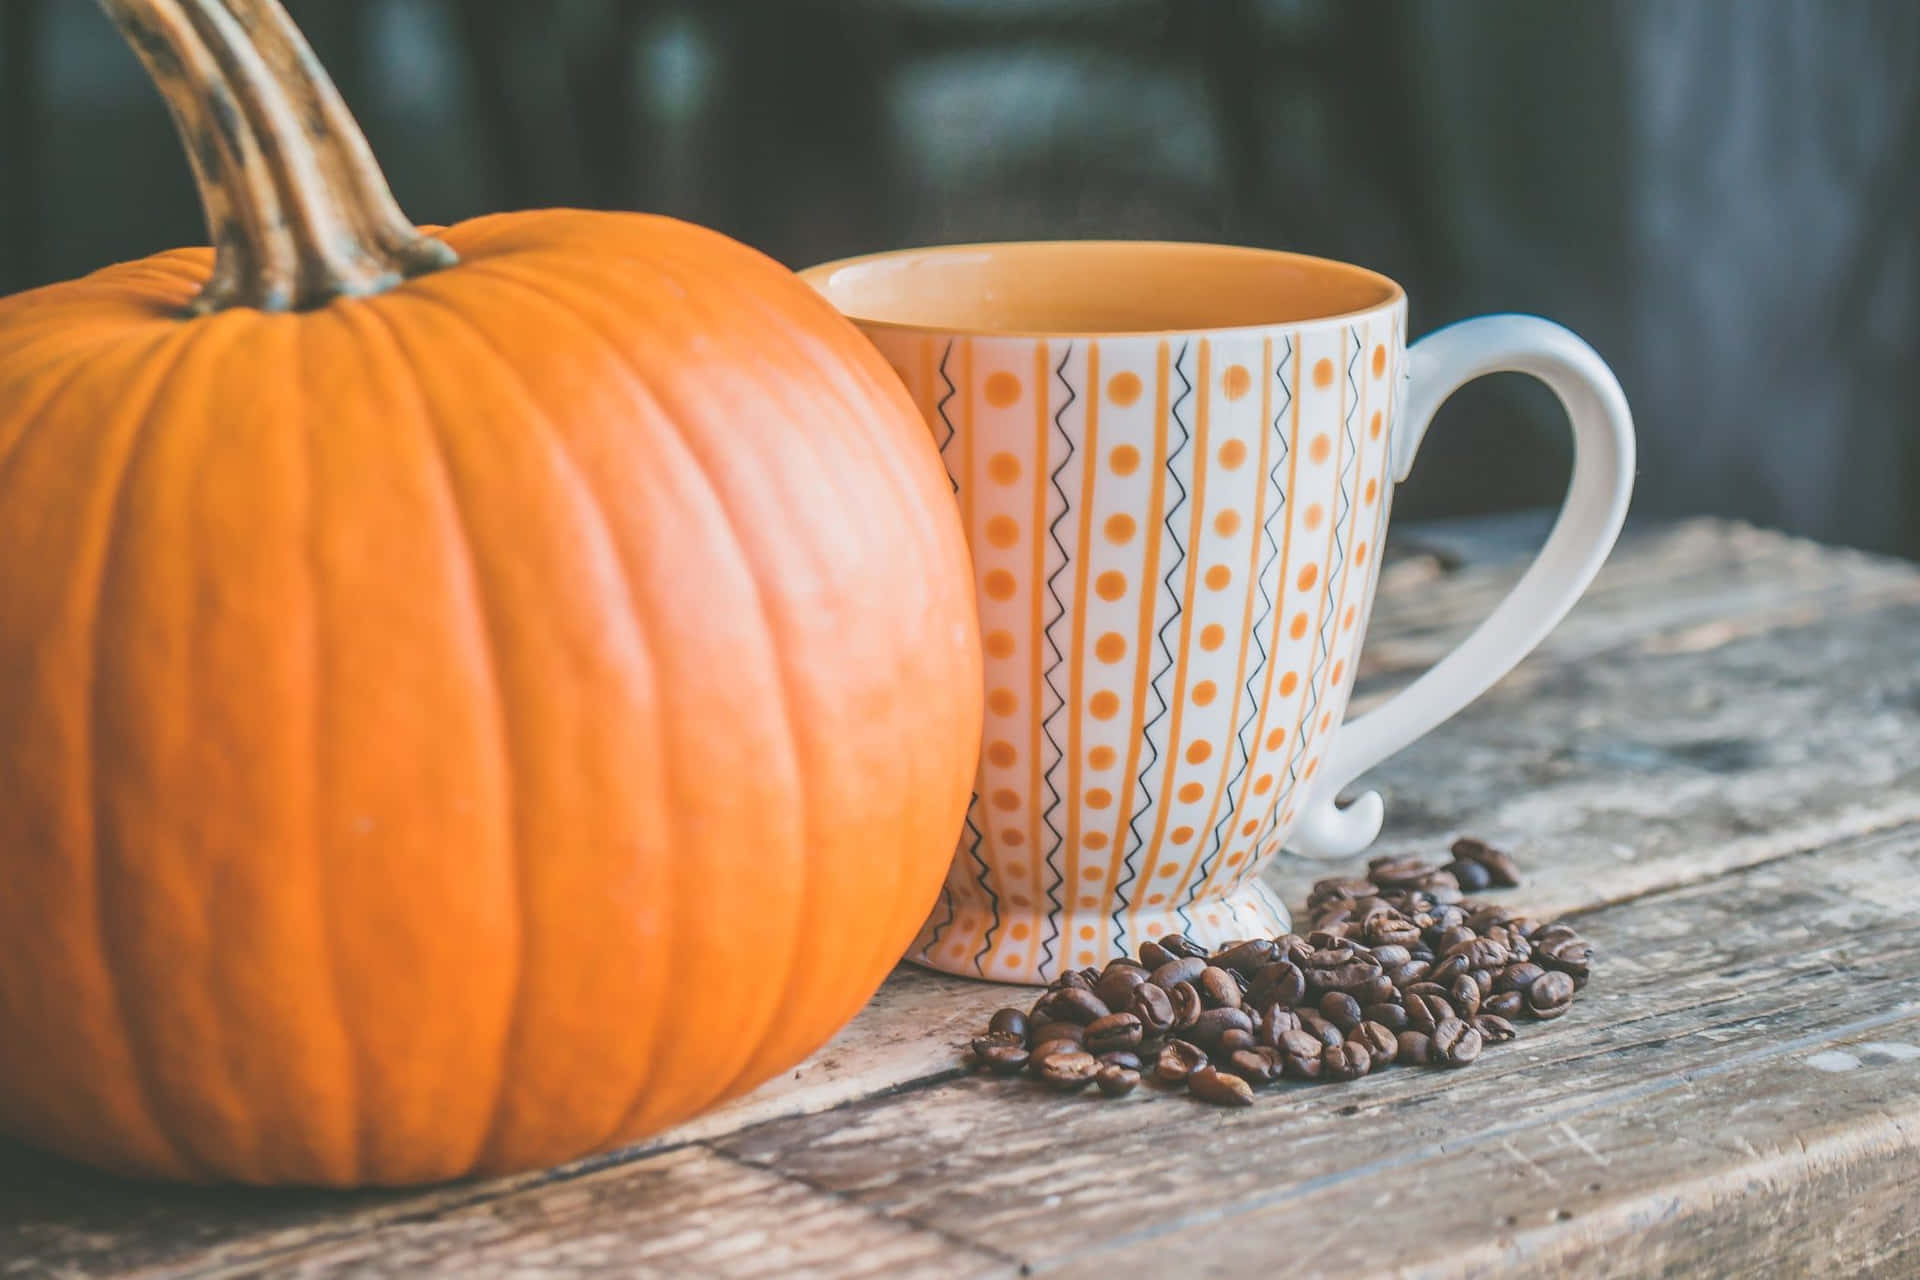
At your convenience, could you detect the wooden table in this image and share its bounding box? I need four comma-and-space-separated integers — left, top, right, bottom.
5, 517, 1918, 1278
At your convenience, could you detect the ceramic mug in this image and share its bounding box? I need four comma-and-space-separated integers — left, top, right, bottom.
801, 243, 1633, 983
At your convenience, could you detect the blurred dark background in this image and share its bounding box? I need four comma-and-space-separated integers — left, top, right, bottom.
4, 0, 1917, 555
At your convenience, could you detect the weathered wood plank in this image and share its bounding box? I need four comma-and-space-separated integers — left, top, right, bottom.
1, 520, 1914, 1277
200, 1146, 1012, 1280
1361, 519, 1920, 692
709, 826, 1920, 1276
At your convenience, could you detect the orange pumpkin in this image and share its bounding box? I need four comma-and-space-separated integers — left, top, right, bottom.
0, 0, 980, 1186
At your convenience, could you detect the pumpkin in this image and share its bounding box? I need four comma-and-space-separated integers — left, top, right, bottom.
0, 0, 981, 1186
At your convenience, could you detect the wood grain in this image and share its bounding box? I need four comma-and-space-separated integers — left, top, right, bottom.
712, 826, 1920, 1276
2, 518, 1915, 1278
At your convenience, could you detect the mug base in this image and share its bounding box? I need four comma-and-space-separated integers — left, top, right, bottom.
904, 878, 1293, 985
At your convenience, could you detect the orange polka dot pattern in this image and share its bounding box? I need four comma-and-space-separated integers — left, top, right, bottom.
865, 303, 1403, 982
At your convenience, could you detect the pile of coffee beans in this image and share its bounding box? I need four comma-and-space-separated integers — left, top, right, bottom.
965, 839, 1593, 1107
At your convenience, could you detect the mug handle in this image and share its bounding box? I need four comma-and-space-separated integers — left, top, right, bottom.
1287, 315, 1636, 860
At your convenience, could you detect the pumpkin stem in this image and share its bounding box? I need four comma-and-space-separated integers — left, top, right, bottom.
99, 0, 456, 313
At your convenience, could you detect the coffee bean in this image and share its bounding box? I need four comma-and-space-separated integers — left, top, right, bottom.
1249, 960, 1308, 1007
1226, 1047, 1285, 1085
1028, 1020, 1085, 1049
1445, 858, 1493, 893
1085, 1012, 1145, 1052
1255, 1003, 1303, 1048
1483, 990, 1525, 1019
1307, 876, 1378, 911
1037, 1050, 1101, 1091
1187, 1065, 1255, 1106
1150, 956, 1208, 991
1298, 1011, 1345, 1049
1036, 987, 1110, 1025
1426, 954, 1472, 988
1368, 944, 1413, 969
1351, 974, 1397, 1005
1451, 837, 1521, 887
1096, 1064, 1141, 1097
1323, 1041, 1372, 1081
1428, 1019, 1482, 1068
1405, 993, 1451, 1034
1527, 969, 1576, 1019
971, 1032, 1030, 1075
1094, 963, 1150, 1011
1312, 960, 1385, 995
988, 1008, 1029, 1040
1491, 929, 1533, 965
1277, 1029, 1325, 1080
1538, 938, 1593, 988
1129, 982, 1175, 1035
966, 859, 1590, 1108
1445, 937, 1511, 971
1198, 966, 1244, 1010
1472, 1014, 1518, 1043
1353, 1021, 1399, 1063
1026, 1041, 1082, 1082
1155, 1039, 1209, 1084
1218, 1027, 1257, 1054
1496, 962, 1546, 994
1168, 981, 1204, 1030
1212, 939, 1280, 973
1367, 855, 1440, 891
1388, 960, 1432, 990
1363, 1001, 1409, 1031
1190, 1006, 1254, 1051
1363, 914, 1422, 949
1397, 1030, 1432, 1066
1318, 991, 1364, 1031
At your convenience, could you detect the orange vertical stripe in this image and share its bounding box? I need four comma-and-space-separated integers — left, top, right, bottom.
1187, 335, 1274, 903
1131, 339, 1213, 935
1261, 328, 1349, 839
1102, 342, 1171, 928
1026, 341, 1049, 963
960, 339, 975, 539
1221, 334, 1302, 873
1063, 342, 1100, 954
918, 337, 936, 442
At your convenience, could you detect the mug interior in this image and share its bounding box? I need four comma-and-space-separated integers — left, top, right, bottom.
799, 241, 1402, 337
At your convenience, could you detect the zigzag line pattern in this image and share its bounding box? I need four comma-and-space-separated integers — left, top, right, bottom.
1190, 337, 1292, 905
1114, 341, 1192, 956
1278, 329, 1359, 822
933, 340, 960, 492
1035, 343, 1077, 978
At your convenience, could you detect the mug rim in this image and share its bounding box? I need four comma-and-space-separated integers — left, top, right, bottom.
798, 240, 1407, 340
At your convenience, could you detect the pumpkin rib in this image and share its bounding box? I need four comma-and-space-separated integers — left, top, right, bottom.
383, 283, 714, 1162
0, 341, 133, 492
345, 298, 523, 1178
85, 321, 235, 1182
290, 313, 361, 1186
625, 251, 972, 1011
434, 253, 912, 1129
401, 268, 823, 1148
486, 252, 949, 1094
